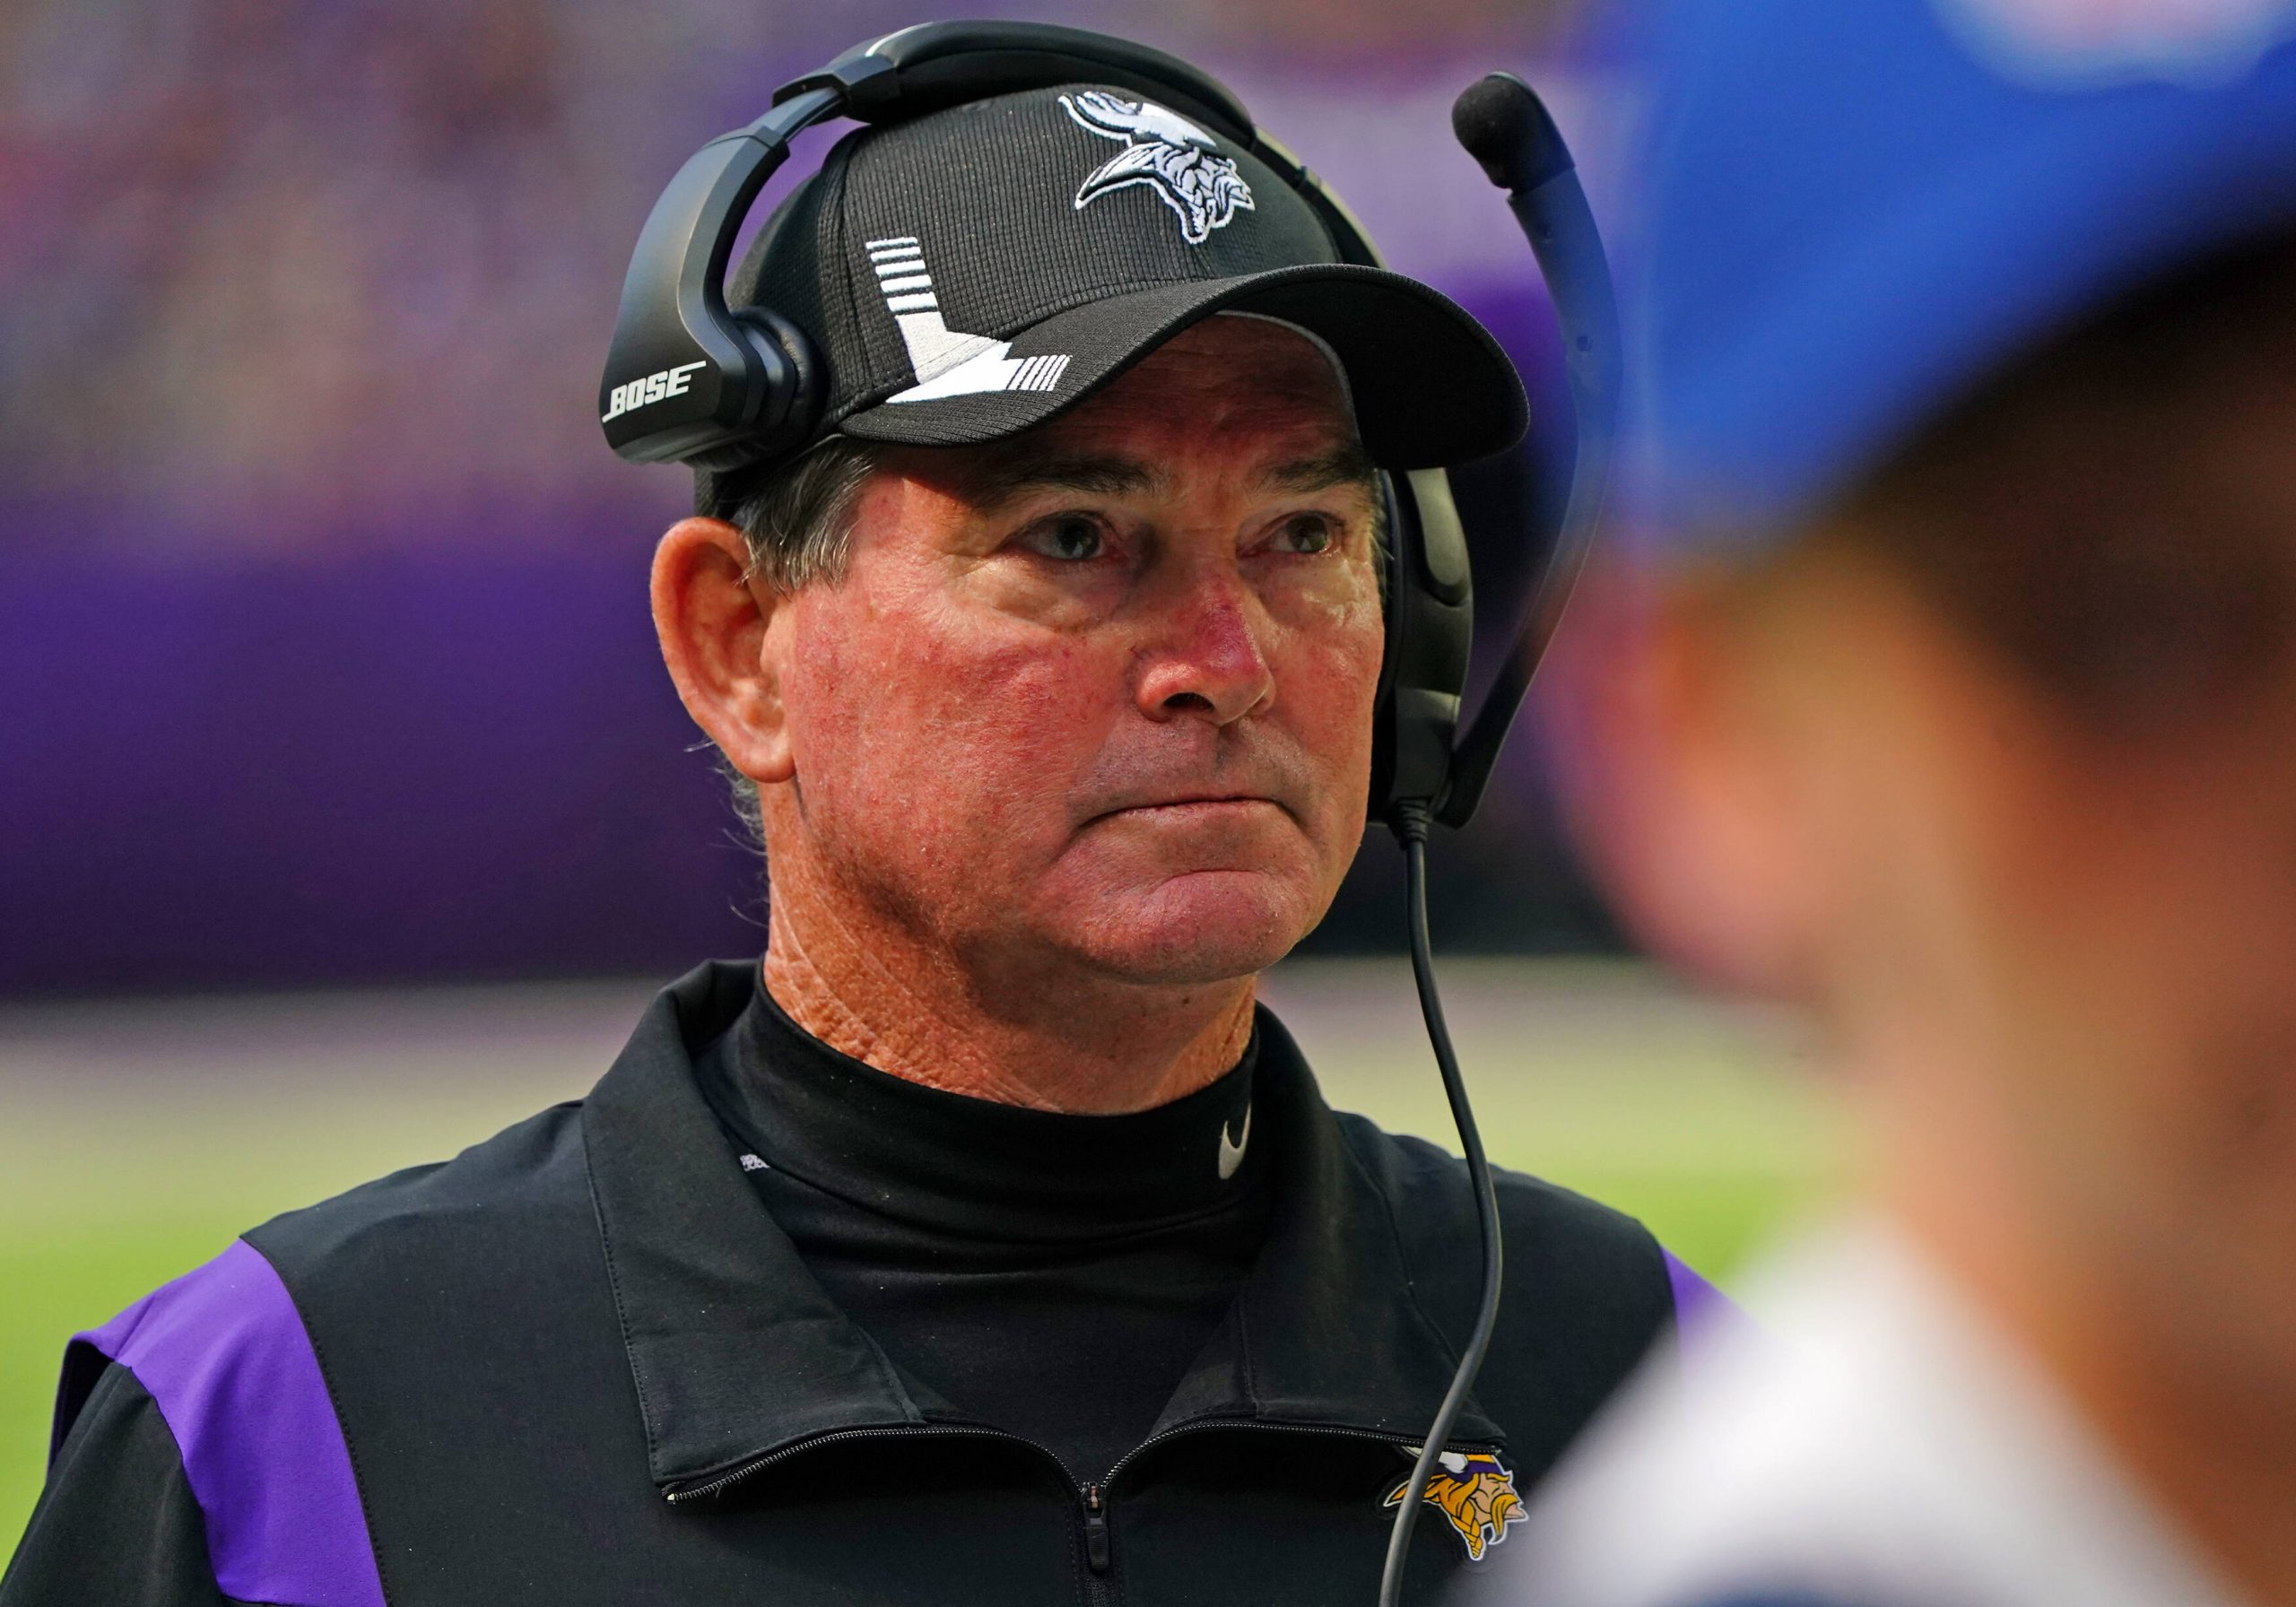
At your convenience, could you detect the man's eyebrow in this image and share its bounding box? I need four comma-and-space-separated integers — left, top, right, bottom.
1257, 444, 1381, 497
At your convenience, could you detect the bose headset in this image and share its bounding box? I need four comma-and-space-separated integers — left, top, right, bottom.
600, 22, 1621, 1604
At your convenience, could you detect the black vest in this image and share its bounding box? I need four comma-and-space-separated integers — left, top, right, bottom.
22, 962, 1679, 1607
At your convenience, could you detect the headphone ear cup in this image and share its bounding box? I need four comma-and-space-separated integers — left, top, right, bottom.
1370, 470, 1474, 823
1375, 474, 1399, 613
737, 308, 823, 448
684, 309, 826, 473
1370, 471, 1409, 812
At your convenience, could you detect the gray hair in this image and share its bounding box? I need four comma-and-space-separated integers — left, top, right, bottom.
711, 434, 883, 845
726, 433, 884, 592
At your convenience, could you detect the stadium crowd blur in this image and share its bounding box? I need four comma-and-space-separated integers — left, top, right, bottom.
0, 0, 1627, 996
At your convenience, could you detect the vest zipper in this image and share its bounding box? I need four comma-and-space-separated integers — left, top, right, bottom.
667, 1415, 1500, 1605
1081, 1482, 1112, 1573
1100, 1416, 1488, 1489
670, 1416, 1494, 1504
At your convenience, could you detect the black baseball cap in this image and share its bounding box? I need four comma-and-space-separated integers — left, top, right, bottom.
698, 82, 1527, 515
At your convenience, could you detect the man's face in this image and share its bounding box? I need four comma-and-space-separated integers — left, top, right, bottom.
761, 316, 1386, 988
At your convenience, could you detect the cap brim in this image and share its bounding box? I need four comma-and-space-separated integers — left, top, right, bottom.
833, 263, 1528, 470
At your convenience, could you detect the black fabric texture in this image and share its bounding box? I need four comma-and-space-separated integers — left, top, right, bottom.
697, 81, 1527, 517
690, 974, 1274, 1481
1, 1365, 229, 1607
832, 264, 1524, 465
21, 961, 1675, 1605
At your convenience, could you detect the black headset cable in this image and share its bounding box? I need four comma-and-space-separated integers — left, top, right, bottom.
1378, 799, 1504, 1607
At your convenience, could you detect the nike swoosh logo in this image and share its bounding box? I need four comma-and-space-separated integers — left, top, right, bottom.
1217, 1104, 1252, 1180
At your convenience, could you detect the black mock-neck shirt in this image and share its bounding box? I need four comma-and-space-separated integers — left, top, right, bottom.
691, 976, 1276, 1482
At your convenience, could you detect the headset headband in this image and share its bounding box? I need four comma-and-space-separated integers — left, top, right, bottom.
784, 22, 1255, 140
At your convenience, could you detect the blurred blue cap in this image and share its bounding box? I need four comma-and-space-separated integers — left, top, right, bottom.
1631, 0, 2296, 539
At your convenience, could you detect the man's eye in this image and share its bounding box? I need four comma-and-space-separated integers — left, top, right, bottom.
1020, 515, 1107, 562
1274, 515, 1336, 554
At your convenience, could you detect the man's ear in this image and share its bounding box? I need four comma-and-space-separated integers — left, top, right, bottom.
1560, 565, 1826, 998
651, 517, 795, 786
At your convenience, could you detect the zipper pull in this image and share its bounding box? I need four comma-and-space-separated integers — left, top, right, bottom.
1082, 1482, 1112, 1574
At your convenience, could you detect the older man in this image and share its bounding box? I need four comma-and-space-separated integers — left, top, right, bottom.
2, 47, 1696, 1607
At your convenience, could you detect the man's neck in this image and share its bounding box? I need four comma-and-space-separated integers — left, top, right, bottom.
760, 895, 1257, 1116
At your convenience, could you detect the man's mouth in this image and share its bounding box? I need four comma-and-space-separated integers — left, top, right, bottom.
1086, 792, 1292, 825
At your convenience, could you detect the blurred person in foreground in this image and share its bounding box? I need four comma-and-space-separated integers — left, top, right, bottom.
1508, 4, 2296, 1607
1, 45, 1705, 1607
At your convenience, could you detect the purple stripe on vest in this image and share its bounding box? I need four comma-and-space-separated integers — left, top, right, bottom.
1665, 1249, 1731, 1337
75, 1238, 386, 1607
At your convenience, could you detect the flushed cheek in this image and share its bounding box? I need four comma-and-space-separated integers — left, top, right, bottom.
1268, 571, 1382, 699
1286, 565, 1384, 635
788, 607, 1118, 859
940, 648, 1122, 834
1274, 620, 1384, 806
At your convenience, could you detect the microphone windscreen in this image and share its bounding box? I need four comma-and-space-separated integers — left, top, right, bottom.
1451, 74, 1572, 192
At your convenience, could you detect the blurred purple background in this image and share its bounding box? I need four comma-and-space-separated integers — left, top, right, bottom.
0, 0, 1635, 995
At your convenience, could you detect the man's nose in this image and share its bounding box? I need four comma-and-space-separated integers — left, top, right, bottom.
1134, 577, 1276, 726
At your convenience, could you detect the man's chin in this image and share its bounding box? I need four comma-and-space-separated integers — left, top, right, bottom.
1061, 868, 1321, 986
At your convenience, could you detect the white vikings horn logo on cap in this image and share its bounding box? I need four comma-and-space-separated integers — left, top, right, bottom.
1060, 91, 1255, 246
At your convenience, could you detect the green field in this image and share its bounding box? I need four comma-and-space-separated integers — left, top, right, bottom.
0, 960, 1840, 1569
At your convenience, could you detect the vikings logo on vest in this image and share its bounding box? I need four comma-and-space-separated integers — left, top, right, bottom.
1383, 1449, 1524, 1561
601, 360, 706, 424
1060, 91, 1255, 245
